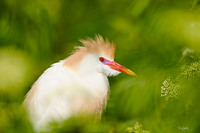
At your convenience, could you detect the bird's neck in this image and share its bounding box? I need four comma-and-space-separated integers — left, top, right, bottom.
77, 53, 100, 76
75, 53, 109, 94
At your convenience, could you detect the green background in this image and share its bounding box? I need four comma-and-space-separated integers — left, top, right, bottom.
0, 0, 200, 132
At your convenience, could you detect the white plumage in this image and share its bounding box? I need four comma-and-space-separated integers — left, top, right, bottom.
24, 35, 136, 132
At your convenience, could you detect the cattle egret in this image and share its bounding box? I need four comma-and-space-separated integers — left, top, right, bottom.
23, 35, 136, 131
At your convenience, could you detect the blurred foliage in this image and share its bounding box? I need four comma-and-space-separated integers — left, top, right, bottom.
0, 0, 200, 132
126, 122, 150, 133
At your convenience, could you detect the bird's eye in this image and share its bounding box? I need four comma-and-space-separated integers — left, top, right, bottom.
99, 57, 105, 62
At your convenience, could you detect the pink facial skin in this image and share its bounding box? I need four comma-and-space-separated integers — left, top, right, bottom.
99, 57, 137, 76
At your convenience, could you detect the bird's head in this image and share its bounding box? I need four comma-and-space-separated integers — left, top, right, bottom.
64, 35, 137, 77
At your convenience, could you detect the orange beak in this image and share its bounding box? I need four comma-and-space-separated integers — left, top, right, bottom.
106, 61, 137, 76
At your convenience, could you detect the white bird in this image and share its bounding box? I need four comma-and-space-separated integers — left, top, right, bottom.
23, 35, 136, 132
